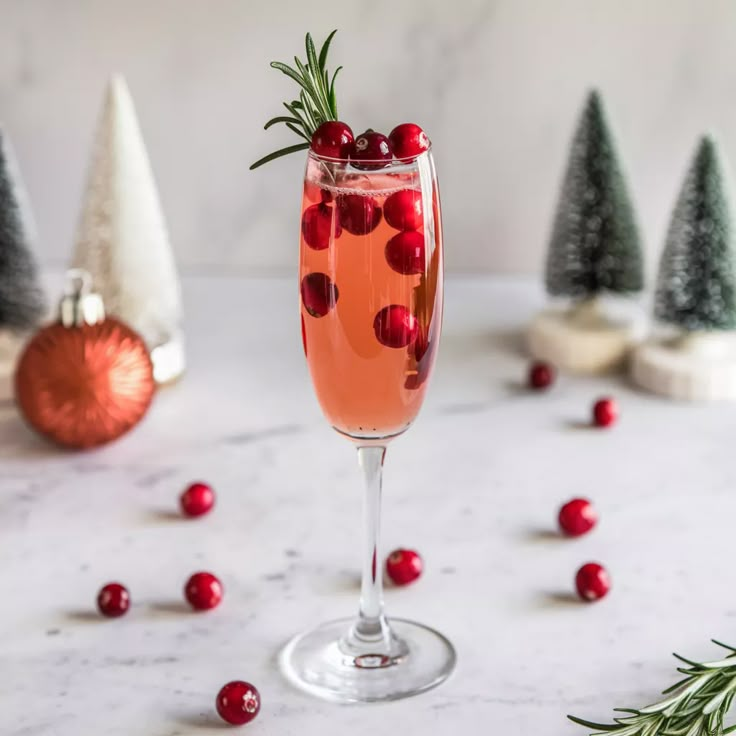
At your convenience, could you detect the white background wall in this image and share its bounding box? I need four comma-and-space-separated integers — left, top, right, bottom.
1, 0, 736, 276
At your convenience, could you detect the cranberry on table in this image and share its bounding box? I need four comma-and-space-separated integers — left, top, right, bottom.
558, 498, 597, 537
184, 572, 223, 611
575, 562, 611, 602
528, 361, 554, 390
97, 582, 130, 618
384, 189, 423, 231
593, 397, 618, 427
301, 273, 339, 318
310, 120, 354, 159
216, 680, 261, 726
336, 193, 382, 235
180, 482, 215, 517
373, 305, 418, 348
349, 129, 393, 170
301, 203, 341, 250
389, 123, 430, 161
385, 230, 425, 275
386, 549, 423, 586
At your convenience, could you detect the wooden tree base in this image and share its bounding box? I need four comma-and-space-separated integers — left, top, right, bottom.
631, 333, 736, 401
527, 308, 637, 374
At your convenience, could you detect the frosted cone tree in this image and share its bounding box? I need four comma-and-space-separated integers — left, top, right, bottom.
73, 75, 184, 383
0, 128, 46, 333
631, 136, 736, 401
654, 136, 736, 332
545, 90, 644, 302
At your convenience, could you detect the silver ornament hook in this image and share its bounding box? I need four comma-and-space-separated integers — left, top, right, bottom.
64, 268, 93, 298
60, 269, 105, 327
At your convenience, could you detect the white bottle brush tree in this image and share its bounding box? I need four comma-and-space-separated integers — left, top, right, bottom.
73, 76, 184, 385
0, 128, 46, 375
631, 135, 736, 400
528, 90, 644, 373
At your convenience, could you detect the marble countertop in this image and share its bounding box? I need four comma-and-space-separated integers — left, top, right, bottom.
2, 275, 735, 735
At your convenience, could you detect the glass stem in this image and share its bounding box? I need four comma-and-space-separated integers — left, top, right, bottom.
354, 445, 388, 642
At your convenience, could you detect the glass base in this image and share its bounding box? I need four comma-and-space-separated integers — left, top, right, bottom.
279, 617, 456, 703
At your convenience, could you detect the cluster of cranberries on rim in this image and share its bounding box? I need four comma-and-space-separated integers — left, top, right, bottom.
309, 121, 430, 164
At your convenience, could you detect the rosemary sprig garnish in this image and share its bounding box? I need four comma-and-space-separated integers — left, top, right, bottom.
569, 641, 736, 736
250, 30, 341, 170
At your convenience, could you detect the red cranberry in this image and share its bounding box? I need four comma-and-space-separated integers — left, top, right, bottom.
575, 562, 610, 602
216, 681, 261, 726
529, 361, 554, 390
301, 273, 339, 318
184, 572, 223, 611
414, 326, 430, 362
350, 129, 393, 170
386, 549, 423, 585
301, 203, 341, 250
301, 314, 307, 357
180, 482, 215, 518
405, 328, 433, 390
336, 194, 382, 235
373, 305, 418, 348
389, 123, 430, 161
593, 397, 618, 428
304, 179, 333, 204
385, 231, 425, 275
558, 498, 597, 537
384, 189, 423, 231
97, 583, 130, 618
311, 120, 354, 159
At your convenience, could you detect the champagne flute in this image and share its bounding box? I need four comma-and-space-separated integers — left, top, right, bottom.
280, 146, 455, 702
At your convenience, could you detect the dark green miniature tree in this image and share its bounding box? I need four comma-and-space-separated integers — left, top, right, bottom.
545, 90, 644, 300
0, 128, 45, 331
655, 136, 736, 331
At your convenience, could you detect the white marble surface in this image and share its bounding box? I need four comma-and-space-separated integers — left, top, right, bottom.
3, 275, 736, 735
3, 0, 736, 275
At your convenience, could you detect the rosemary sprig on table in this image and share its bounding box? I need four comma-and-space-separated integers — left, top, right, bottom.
569, 641, 736, 736
250, 30, 341, 170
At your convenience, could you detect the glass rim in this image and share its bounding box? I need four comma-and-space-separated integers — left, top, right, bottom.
307, 145, 433, 166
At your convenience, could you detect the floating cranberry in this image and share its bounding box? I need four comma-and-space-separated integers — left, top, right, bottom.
180, 482, 215, 518
184, 572, 223, 611
311, 120, 354, 159
385, 231, 425, 275
414, 326, 430, 362
97, 583, 130, 618
389, 123, 430, 161
336, 194, 382, 235
301, 314, 307, 357
529, 361, 554, 390
373, 305, 418, 348
386, 549, 423, 585
405, 326, 433, 390
593, 397, 618, 428
384, 189, 423, 231
304, 179, 333, 204
301, 273, 339, 318
558, 498, 597, 537
575, 562, 610, 602
216, 680, 261, 726
350, 129, 393, 170
301, 203, 340, 250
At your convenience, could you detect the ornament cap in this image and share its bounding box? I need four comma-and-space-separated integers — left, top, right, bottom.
59, 269, 105, 327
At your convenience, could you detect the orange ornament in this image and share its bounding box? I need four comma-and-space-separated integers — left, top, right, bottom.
15, 271, 155, 449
